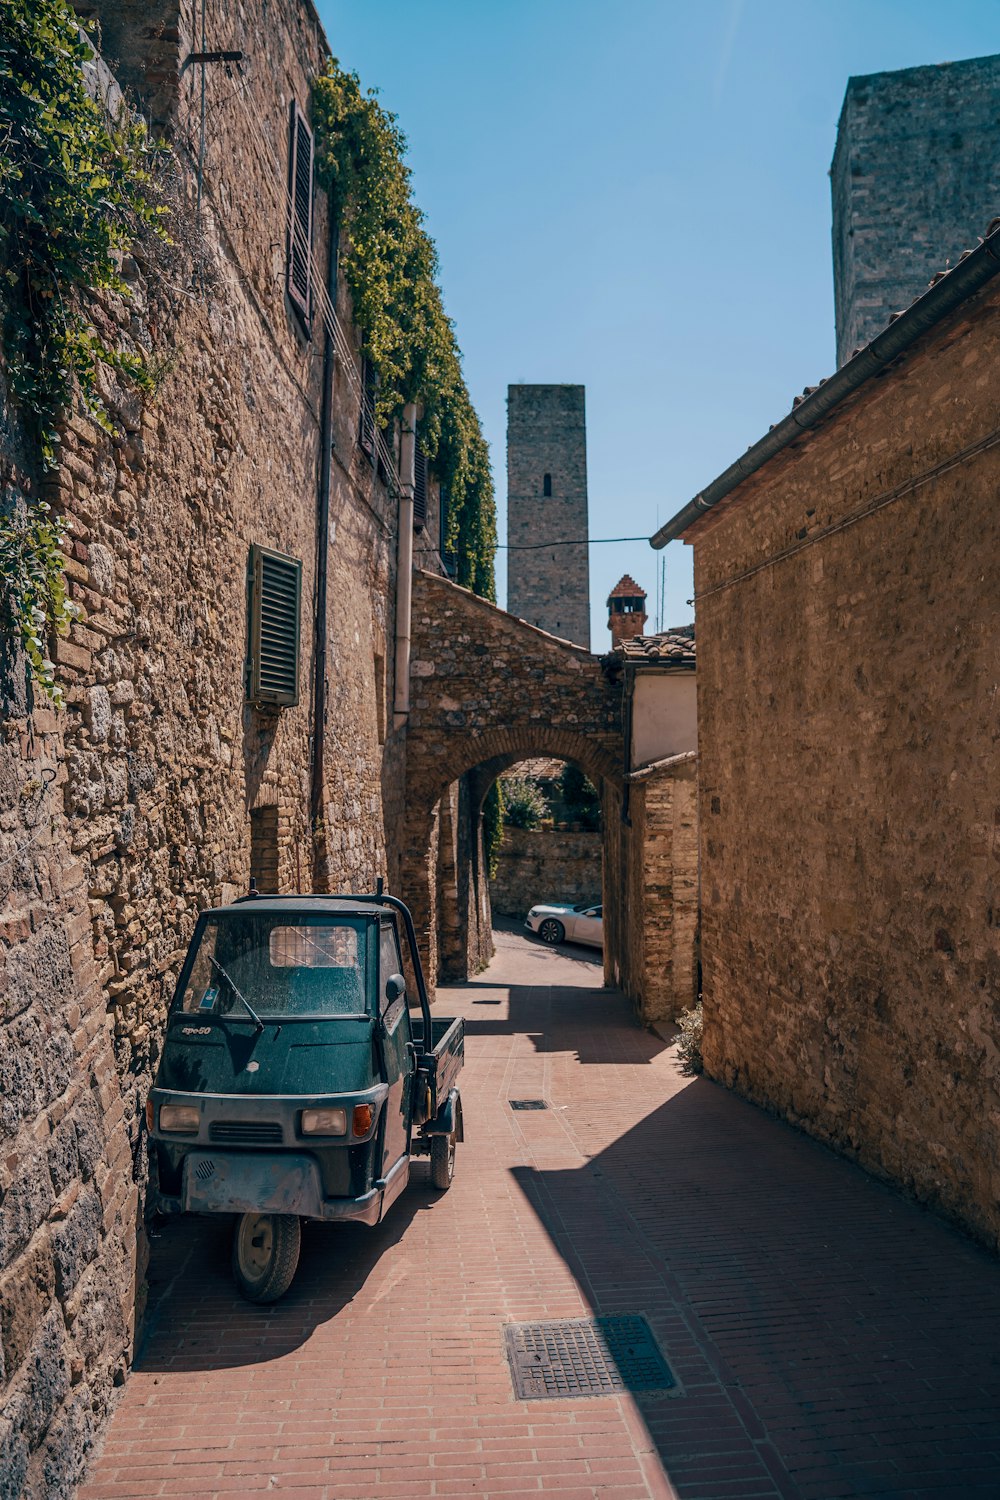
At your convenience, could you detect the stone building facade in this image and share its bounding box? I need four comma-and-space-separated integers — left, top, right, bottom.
506, 384, 590, 648
832, 52, 1000, 366
1, 1, 428, 1485
655, 223, 1000, 1249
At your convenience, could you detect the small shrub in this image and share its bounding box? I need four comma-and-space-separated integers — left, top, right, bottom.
503, 776, 548, 830
559, 763, 601, 830
675, 1002, 703, 1075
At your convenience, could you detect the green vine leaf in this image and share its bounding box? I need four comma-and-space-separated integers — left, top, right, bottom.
312, 60, 496, 601
0, 0, 170, 702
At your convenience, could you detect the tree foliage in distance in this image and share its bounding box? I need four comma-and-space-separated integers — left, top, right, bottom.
559, 763, 602, 831
0, 0, 169, 700
503, 776, 548, 831
311, 60, 496, 601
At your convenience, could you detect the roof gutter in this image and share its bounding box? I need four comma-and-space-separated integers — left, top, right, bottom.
650, 222, 1000, 549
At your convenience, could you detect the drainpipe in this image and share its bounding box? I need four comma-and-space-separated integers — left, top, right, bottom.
393, 402, 417, 731
310, 219, 339, 880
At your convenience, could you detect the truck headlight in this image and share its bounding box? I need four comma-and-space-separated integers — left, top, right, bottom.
159, 1104, 200, 1134
301, 1107, 347, 1136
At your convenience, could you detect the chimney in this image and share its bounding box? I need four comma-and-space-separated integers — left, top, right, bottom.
607, 575, 647, 647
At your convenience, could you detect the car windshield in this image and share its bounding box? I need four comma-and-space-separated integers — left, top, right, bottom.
175, 913, 369, 1020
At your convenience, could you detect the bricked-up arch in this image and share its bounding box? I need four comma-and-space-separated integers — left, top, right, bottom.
403, 571, 625, 987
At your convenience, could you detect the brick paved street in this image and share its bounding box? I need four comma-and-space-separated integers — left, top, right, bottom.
79, 928, 1000, 1500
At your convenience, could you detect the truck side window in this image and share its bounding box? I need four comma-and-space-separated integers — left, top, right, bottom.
379, 922, 405, 1016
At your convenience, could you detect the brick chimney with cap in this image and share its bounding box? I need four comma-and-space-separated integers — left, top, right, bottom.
607, 575, 647, 647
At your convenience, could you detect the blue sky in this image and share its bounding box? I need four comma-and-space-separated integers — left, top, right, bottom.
316, 0, 1000, 648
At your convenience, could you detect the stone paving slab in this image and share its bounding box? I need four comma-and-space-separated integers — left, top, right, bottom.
79, 929, 1000, 1499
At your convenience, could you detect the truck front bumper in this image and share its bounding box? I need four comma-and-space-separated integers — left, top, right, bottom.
164, 1149, 407, 1226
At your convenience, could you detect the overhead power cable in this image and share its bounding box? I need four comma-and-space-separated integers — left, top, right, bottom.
499, 536, 649, 550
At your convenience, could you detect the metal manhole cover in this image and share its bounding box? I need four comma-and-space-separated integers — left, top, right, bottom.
504, 1316, 675, 1400
509, 1099, 548, 1111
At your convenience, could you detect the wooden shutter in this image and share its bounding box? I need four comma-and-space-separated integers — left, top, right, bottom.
359, 356, 377, 457
413, 441, 427, 531
286, 101, 313, 328
248, 545, 302, 707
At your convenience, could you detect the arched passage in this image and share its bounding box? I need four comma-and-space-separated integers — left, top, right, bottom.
401, 572, 626, 990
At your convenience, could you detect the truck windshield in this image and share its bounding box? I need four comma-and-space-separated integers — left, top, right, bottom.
176, 914, 369, 1020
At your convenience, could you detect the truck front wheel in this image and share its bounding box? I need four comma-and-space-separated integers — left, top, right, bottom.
430, 1131, 457, 1191
232, 1212, 301, 1303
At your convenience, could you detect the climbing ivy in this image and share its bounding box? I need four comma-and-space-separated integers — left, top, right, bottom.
312, 61, 496, 601
482, 780, 504, 880
0, 0, 168, 699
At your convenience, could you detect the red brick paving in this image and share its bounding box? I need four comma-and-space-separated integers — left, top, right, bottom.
79, 928, 1000, 1500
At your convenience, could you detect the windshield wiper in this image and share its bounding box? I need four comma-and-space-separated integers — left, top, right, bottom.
209, 955, 264, 1033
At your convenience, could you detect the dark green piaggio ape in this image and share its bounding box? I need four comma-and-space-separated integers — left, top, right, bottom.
146, 890, 463, 1302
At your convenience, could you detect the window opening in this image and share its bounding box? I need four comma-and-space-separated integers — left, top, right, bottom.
413, 441, 427, 531
286, 101, 313, 330
247, 544, 302, 707
359, 355, 377, 458
543, 473, 552, 497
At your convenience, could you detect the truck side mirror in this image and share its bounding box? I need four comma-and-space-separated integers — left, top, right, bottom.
384, 973, 406, 1006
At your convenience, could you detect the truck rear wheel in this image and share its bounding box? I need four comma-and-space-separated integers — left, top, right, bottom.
232, 1212, 301, 1303
430, 1131, 457, 1191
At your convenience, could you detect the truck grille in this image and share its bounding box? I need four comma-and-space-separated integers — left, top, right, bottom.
208, 1121, 283, 1145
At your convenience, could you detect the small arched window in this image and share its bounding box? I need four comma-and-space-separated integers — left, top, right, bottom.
542, 473, 552, 497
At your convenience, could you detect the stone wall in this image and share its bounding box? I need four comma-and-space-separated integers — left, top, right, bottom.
403, 569, 624, 990
831, 53, 1000, 366
506, 385, 590, 649
688, 273, 1000, 1249
605, 754, 699, 1025
490, 827, 601, 919
1, 3, 413, 1486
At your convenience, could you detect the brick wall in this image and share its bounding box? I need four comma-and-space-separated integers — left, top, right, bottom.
688, 275, 1000, 1248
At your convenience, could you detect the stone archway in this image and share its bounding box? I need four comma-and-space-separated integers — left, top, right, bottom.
402, 571, 626, 989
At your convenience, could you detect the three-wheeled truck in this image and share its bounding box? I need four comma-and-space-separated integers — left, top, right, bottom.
146, 891, 463, 1302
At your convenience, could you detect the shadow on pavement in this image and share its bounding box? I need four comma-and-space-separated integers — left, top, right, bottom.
461, 985, 670, 1064
137, 1172, 440, 1373
512, 1076, 1000, 1498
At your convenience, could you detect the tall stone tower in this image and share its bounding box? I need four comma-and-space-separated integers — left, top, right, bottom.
832, 53, 1000, 367
506, 384, 590, 648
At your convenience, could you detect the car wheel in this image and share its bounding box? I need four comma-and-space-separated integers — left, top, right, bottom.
430, 1131, 457, 1191
232, 1212, 301, 1303
538, 918, 565, 945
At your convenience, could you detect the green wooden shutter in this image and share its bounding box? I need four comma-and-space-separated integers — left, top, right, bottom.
248, 545, 302, 707
286, 100, 313, 330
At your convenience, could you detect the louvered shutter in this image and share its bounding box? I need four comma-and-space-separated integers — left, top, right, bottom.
359, 356, 377, 457
286, 101, 313, 328
413, 441, 427, 531
248, 545, 302, 707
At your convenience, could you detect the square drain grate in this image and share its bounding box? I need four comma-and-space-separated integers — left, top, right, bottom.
504, 1315, 675, 1400
509, 1099, 548, 1111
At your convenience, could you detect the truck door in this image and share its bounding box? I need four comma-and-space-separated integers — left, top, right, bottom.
378, 919, 414, 1173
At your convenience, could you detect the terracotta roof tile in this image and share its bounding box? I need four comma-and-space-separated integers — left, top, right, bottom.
607, 574, 646, 602
615, 626, 696, 667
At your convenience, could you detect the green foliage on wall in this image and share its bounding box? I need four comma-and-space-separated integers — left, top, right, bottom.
482, 780, 504, 879
559, 764, 602, 831
312, 61, 496, 601
0, 0, 169, 700
503, 776, 548, 832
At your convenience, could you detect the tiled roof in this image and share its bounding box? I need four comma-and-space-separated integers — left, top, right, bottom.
615, 627, 696, 666
607, 574, 646, 602
500, 757, 566, 782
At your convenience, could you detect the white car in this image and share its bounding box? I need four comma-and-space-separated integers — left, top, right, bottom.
525, 902, 603, 948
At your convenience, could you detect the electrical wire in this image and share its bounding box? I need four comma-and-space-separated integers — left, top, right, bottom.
692, 424, 1000, 604
500, 536, 650, 549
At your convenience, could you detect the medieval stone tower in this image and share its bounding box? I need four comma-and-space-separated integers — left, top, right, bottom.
506, 384, 590, 648
832, 53, 1000, 367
